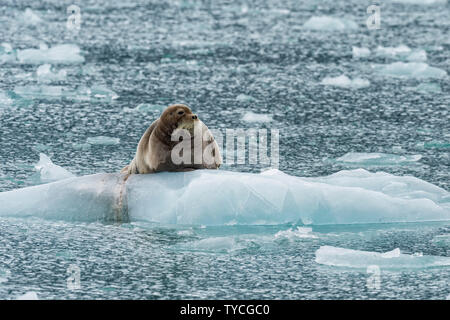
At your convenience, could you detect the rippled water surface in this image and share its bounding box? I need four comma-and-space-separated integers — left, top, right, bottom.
0, 0, 449, 299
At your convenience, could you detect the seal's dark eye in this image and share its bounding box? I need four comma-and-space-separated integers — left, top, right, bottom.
178, 111, 184, 115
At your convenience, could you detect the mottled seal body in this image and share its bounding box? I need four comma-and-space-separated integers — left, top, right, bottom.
122, 104, 221, 174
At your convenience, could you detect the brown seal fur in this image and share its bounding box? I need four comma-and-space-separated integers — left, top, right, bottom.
122, 104, 221, 174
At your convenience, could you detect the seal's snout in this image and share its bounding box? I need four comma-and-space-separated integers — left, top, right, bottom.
192, 115, 198, 120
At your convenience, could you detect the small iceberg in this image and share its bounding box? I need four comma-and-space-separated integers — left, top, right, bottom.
414, 82, 442, 94
17, 44, 85, 64
34, 153, 75, 183
376, 45, 427, 62
274, 227, 318, 240
86, 136, 120, 146
16, 291, 39, 300
36, 64, 67, 82
303, 16, 358, 31
123, 103, 166, 114
352, 47, 371, 59
242, 111, 273, 123
334, 152, 422, 166
315, 246, 450, 270
236, 94, 257, 103
0, 169, 448, 225
320, 75, 370, 89
378, 62, 447, 78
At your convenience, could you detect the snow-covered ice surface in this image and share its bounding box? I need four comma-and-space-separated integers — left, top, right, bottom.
0, 0, 448, 300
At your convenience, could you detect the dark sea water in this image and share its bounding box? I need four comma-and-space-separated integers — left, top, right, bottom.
0, 0, 449, 299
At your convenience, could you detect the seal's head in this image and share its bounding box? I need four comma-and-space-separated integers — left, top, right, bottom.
160, 104, 199, 134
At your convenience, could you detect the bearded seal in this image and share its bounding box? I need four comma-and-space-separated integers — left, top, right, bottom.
122, 104, 221, 174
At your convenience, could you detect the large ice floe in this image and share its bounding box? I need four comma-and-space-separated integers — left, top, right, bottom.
303, 16, 358, 31
0, 168, 448, 225
315, 246, 450, 270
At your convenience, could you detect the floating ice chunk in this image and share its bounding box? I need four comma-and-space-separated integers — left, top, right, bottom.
178, 236, 240, 253
414, 82, 442, 93
315, 246, 450, 269
274, 227, 318, 240
16, 291, 39, 300
334, 152, 422, 166
376, 45, 411, 57
432, 235, 450, 247
0, 170, 448, 225
303, 16, 358, 31
34, 153, 75, 183
242, 111, 273, 123
379, 62, 447, 78
90, 85, 119, 100
406, 49, 427, 62
376, 46, 427, 62
0, 43, 17, 64
17, 44, 85, 64
86, 136, 120, 146
236, 94, 257, 102
36, 64, 67, 82
123, 103, 165, 113
352, 47, 371, 58
320, 75, 370, 89
20, 8, 43, 26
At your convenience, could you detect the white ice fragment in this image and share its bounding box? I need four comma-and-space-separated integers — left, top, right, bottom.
16, 291, 39, 300
274, 227, 318, 240
0, 43, 16, 64
242, 111, 273, 123
320, 75, 370, 89
406, 49, 427, 62
17, 44, 85, 64
303, 16, 358, 31
36, 64, 67, 82
34, 153, 75, 183
378, 62, 447, 78
181, 236, 239, 253
86, 136, 120, 145
352, 47, 371, 58
315, 246, 450, 269
236, 94, 257, 102
376, 45, 411, 57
